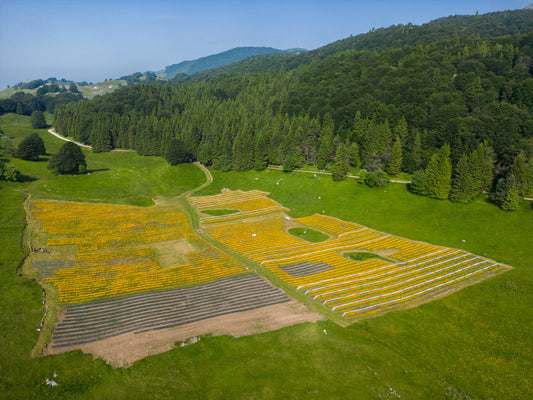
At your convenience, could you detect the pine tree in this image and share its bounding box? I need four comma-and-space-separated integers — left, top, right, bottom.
349, 142, 360, 169
409, 170, 428, 196
449, 153, 474, 203
510, 151, 532, 197
394, 116, 409, 141
425, 144, 452, 200
282, 153, 295, 172
232, 133, 247, 171
164, 138, 189, 165
386, 135, 403, 175
316, 133, 332, 170
254, 133, 268, 171
500, 187, 521, 211
331, 143, 349, 181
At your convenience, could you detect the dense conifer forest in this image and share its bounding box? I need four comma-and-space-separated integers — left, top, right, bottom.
26, 10, 533, 203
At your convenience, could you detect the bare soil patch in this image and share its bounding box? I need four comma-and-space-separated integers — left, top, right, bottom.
43, 300, 324, 367
150, 238, 197, 268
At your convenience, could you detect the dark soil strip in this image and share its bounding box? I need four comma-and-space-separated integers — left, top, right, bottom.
279, 261, 334, 278
51, 274, 290, 348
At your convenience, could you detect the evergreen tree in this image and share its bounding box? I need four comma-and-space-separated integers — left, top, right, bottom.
409, 170, 428, 196
316, 133, 332, 170
500, 187, 521, 211
365, 170, 387, 187
349, 142, 360, 169
48, 141, 87, 174
478, 142, 495, 193
282, 153, 295, 172
30, 110, 47, 129
254, 134, 268, 171
386, 135, 403, 175
425, 144, 452, 200
15, 132, 46, 161
331, 143, 349, 181
164, 138, 189, 165
394, 116, 409, 141
510, 151, 532, 197
357, 169, 368, 185
449, 154, 474, 203
232, 133, 247, 171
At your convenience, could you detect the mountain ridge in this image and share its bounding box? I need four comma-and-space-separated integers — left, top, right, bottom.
157, 46, 306, 79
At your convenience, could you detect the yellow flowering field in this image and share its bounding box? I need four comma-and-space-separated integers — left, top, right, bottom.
190, 189, 288, 224
30, 199, 249, 304
198, 192, 507, 320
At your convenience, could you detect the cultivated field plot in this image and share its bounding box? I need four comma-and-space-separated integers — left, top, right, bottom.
189, 189, 288, 224
201, 193, 508, 320
30, 200, 249, 304
29, 200, 304, 355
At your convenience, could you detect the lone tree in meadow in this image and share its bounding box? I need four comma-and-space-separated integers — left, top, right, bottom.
30, 110, 47, 129
15, 132, 46, 161
48, 141, 86, 174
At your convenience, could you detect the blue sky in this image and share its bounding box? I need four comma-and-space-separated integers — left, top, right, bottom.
0, 0, 530, 89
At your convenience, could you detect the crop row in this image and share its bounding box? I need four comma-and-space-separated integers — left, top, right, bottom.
200, 205, 288, 224
191, 190, 289, 224
294, 214, 365, 236
189, 189, 269, 209
51, 274, 291, 348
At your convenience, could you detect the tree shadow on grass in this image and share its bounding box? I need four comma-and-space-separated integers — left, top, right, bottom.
86, 168, 110, 174
17, 174, 37, 183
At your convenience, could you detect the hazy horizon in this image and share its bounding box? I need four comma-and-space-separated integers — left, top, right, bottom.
0, 0, 531, 89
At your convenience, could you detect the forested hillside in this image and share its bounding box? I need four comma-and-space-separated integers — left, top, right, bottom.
52, 9, 533, 205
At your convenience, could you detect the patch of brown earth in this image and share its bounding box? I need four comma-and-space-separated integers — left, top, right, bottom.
150, 238, 197, 268
43, 300, 324, 368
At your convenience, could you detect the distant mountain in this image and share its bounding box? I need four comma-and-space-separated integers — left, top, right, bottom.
525, 3, 533, 9
157, 47, 306, 79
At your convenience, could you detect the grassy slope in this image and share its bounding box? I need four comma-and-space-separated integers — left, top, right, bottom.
1, 114, 531, 399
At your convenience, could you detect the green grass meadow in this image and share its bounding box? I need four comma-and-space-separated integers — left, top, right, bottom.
0, 114, 531, 399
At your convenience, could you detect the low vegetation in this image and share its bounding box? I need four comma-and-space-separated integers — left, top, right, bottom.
288, 227, 329, 243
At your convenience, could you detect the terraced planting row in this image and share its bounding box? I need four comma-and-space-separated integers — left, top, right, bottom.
201, 200, 507, 320
51, 274, 291, 348
190, 189, 288, 224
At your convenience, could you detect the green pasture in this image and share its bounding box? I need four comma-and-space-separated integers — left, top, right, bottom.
0, 114, 531, 399
345, 252, 392, 263
288, 227, 329, 243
